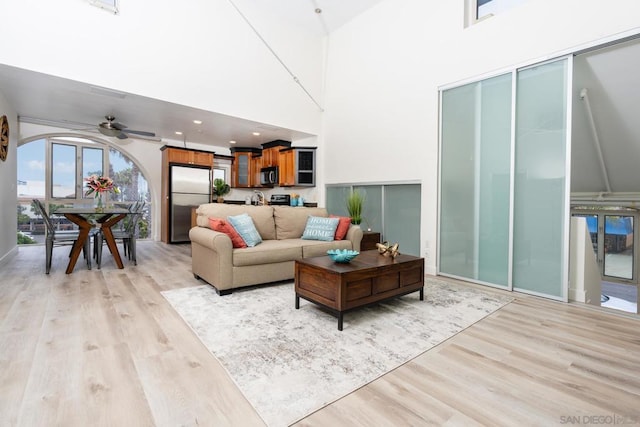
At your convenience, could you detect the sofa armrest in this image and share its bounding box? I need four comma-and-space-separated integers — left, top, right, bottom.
345, 225, 363, 252
189, 226, 232, 253
189, 226, 234, 291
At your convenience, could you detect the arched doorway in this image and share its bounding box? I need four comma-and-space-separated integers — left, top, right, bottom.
16, 135, 152, 244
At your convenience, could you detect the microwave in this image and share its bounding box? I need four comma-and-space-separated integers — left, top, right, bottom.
260, 166, 278, 186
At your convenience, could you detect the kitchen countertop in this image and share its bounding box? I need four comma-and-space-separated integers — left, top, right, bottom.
222, 200, 318, 207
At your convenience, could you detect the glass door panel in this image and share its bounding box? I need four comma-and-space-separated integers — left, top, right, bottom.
439, 73, 512, 287
383, 184, 421, 256
355, 185, 382, 235
512, 58, 569, 299
604, 215, 634, 280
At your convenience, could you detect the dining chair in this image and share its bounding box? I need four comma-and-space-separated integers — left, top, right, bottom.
94, 200, 145, 267
32, 199, 93, 274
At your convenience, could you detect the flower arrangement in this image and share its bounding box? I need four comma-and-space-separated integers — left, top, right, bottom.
84, 174, 120, 197
85, 175, 120, 212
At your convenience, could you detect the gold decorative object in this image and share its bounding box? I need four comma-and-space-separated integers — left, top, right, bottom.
376, 241, 400, 259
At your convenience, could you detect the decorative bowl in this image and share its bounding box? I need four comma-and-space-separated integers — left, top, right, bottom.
327, 249, 359, 263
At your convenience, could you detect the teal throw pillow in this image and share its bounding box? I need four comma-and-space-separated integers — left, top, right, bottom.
227, 213, 262, 247
301, 216, 340, 241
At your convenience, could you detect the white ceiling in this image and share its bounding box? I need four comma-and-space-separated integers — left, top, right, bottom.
0, 0, 386, 150
3, 0, 638, 195
571, 37, 640, 194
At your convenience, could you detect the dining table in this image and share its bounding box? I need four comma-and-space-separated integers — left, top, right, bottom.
53, 206, 130, 274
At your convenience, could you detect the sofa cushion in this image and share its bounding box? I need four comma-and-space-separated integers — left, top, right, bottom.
330, 215, 352, 240
298, 239, 354, 258
232, 240, 303, 267
228, 213, 262, 247
197, 204, 276, 240
273, 206, 329, 240
208, 217, 247, 248
301, 216, 340, 241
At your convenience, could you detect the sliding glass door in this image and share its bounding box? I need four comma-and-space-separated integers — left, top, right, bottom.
512, 59, 570, 299
440, 73, 512, 288
439, 57, 571, 300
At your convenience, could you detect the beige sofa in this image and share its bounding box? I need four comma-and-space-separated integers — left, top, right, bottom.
189, 204, 363, 295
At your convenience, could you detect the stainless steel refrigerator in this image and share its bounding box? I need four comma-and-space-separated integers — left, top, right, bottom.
170, 165, 211, 242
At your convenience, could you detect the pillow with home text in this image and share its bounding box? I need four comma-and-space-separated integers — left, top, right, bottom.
301, 216, 340, 241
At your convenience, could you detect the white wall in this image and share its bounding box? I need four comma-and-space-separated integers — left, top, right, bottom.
0, 0, 325, 135
323, 0, 640, 274
569, 217, 601, 305
0, 91, 17, 262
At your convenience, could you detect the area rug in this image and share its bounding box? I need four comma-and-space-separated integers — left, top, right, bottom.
161, 278, 513, 426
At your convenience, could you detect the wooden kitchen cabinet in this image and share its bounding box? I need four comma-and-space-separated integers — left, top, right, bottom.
278, 149, 295, 186
251, 154, 263, 187
165, 146, 213, 166
279, 147, 316, 187
261, 147, 278, 167
261, 140, 291, 168
231, 147, 260, 188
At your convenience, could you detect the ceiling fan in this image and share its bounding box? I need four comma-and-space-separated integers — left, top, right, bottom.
97, 115, 156, 140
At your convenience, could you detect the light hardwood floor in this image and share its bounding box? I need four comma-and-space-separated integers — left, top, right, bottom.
1, 241, 639, 426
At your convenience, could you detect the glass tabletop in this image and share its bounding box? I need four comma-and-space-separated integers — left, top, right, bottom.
54, 207, 130, 215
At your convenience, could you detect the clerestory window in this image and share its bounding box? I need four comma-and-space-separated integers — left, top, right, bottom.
479, 0, 527, 19
467, 0, 528, 26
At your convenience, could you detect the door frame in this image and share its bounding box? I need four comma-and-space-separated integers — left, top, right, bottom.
571, 208, 638, 284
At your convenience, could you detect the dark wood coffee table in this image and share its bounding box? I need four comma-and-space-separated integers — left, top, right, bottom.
295, 250, 424, 330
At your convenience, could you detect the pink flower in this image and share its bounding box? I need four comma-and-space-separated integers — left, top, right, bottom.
84, 175, 120, 197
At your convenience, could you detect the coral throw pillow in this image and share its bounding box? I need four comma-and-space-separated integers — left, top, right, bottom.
208, 217, 247, 248
330, 215, 351, 240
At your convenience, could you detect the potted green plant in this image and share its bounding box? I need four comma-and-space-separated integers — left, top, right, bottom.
213, 178, 231, 203
346, 189, 365, 225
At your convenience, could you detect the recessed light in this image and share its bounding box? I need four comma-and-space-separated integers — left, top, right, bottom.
193, 120, 202, 124
175, 131, 183, 135
252, 132, 260, 136
229, 140, 237, 144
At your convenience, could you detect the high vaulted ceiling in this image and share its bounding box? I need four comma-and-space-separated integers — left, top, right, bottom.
2, 1, 639, 196
0, 0, 386, 150
571, 37, 640, 195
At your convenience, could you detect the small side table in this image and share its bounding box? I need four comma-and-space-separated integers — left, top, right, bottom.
361, 231, 381, 251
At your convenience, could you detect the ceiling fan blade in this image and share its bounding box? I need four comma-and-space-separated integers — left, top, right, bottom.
123, 129, 156, 137
97, 115, 156, 140
98, 126, 121, 137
